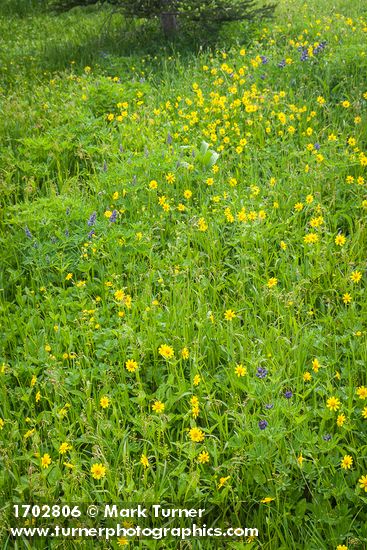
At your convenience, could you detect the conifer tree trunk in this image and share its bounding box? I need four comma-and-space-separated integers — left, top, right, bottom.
160, 0, 178, 36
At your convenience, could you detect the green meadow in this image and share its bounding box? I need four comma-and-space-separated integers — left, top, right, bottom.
0, 0, 366, 548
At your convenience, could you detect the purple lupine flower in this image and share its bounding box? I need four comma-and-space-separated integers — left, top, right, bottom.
300, 50, 308, 61
261, 55, 268, 64
314, 143, 321, 150
87, 212, 97, 226
109, 209, 118, 223
313, 42, 327, 55
265, 403, 274, 410
323, 434, 332, 441
259, 420, 268, 430
278, 59, 286, 68
284, 390, 293, 399
25, 226, 32, 239
88, 229, 95, 239
256, 367, 268, 379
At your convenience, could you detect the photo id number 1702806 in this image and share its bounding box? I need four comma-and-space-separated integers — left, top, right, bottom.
13, 505, 82, 518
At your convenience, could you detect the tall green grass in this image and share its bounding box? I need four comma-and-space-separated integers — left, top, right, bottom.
0, 0, 367, 548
